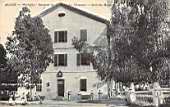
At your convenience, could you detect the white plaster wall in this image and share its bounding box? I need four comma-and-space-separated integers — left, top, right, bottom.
42, 6, 107, 47
41, 72, 57, 99
40, 5, 108, 99
41, 71, 100, 100
41, 6, 107, 72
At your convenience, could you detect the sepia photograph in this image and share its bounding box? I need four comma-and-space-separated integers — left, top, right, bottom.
0, 0, 170, 107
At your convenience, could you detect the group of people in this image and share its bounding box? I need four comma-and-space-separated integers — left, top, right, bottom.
8, 92, 27, 105
8, 91, 42, 106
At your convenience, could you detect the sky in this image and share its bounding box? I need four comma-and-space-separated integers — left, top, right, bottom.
0, 0, 112, 46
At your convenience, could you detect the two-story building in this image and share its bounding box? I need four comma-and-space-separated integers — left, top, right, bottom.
36, 3, 109, 100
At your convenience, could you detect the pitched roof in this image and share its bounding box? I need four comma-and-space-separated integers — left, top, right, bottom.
38, 3, 109, 25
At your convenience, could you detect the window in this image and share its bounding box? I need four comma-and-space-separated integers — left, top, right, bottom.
80, 29, 87, 41
36, 79, 42, 92
80, 79, 87, 91
54, 54, 67, 66
54, 31, 67, 43
77, 53, 90, 66
46, 82, 50, 87
58, 12, 65, 17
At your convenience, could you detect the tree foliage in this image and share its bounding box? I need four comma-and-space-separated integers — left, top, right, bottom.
0, 44, 7, 83
0, 44, 17, 91
0, 44, 7, 66
110, 0, 170, 83
72, 0, 170, 84
72, 36, 88, 52
6, 7, 53, 87
71, 36, 111, 81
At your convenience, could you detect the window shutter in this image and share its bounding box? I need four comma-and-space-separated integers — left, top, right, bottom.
77, 54, 80, 66
87, 53, 91, 65
54, 54, 58, 66
64, 54, 67, 66
54, 32, 58, 43
80, 29, 87, 41
59, 31, 64, 42
64, 31, 67, 42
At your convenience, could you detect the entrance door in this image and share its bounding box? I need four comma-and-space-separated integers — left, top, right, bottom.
57, 79, 65, 97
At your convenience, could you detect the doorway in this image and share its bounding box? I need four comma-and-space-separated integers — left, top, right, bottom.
57, 79, 65, 97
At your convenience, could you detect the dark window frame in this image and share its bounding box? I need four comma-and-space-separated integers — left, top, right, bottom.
80, 29, 87, 41
54, 31, 67, 43
77, 53, 90, 66
58, 12, 65, 17
54, 54, 67, 66
80, 79, 87, 91
36, 79, 42, 92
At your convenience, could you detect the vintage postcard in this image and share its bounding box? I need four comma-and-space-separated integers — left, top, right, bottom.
0, 0, 170, 107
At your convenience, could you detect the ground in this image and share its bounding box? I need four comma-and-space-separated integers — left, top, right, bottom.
0, 100, 128, 107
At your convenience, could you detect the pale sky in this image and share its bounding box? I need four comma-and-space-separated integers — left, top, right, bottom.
0, 0, 112, 46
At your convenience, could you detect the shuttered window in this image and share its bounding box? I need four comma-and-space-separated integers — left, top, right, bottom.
80, 79, 87, 91
36, 79, 42, 92
54, 31, 67, 43
77, 54, 80, 66
54, 55, 58, 66
54, 54, 67, 66
80, 29, 87, 41
77, 53, 90, 66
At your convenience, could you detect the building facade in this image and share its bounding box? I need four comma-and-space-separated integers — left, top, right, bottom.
36, 3, 109, 100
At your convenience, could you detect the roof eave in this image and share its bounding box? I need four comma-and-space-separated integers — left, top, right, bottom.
38, 3, 110, 25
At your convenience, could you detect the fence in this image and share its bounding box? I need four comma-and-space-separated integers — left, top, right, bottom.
128, 87, 170, 107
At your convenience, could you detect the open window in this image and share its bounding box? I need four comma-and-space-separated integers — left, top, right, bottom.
54, 31, 67, 43
54, 54, 67, 66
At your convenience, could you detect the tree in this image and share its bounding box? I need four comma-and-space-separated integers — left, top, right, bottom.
72, 0, 170, 96
72, 35, 113, 97
0, 44, 17, 92
72, 36, 110, 81
0, 44, 7, 66
0, 43, 7, 83
110, 0, 170, 84
6, 7, 53, 88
